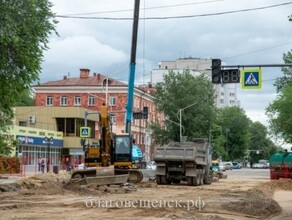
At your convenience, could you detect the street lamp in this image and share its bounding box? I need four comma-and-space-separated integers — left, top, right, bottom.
164, 117, 185, 135
178, 102, 198, 142
44, 136, 53, 173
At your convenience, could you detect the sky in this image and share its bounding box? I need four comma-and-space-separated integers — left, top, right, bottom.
41, 0, 292, 127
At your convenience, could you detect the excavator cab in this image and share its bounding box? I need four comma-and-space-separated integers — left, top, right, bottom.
113, 134, 133, 166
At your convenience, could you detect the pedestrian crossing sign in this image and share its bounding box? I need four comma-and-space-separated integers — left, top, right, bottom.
80, 127, 91, 138
241, 69, 262, 89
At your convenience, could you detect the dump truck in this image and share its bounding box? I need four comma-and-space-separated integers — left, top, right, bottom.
153, 138, 213, 186
269, 150, 292, 180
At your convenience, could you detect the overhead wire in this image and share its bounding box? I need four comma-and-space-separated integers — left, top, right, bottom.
59, 0, 225, 16
56, 2, 292, 20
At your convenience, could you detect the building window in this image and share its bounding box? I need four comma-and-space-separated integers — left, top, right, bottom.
220, 92, 224, 96
220, 99, 224, 104
19, 121, 27, 127
74, 96, 81, 106
88, 96, 95, 106
109, 96, 116, 106
60, 96, 67, 106
230, 100, 235, 104
230, 93, 235, 97
46, 96, 53, 106
110, 114, 116, 124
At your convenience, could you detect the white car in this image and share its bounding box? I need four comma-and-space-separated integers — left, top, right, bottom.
147, 161, 157, 170
77, 163, 86, 170
224, 162, 233, 170
219, 162, 226, 171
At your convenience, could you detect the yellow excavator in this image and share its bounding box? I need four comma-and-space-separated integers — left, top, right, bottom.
71, 0, 143, 185
71, 103, 143, 184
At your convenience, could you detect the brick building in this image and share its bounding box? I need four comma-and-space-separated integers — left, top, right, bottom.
29, 68, 162, 161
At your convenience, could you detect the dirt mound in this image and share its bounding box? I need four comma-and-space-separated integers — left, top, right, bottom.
221, 191, 282, 218
250, 179, 292, 197
139, 181, 158, 188
28, 172, 70, 182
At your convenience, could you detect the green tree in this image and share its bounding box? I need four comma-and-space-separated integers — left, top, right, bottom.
214, 106, 250, 161
14, 88, 35, 107
0, 1, 57, 126
266, 46, 292, 142
274, 50, 292, 92
150, 70, 216, 145
266, 83, 292, 142
247, 121, 278, 164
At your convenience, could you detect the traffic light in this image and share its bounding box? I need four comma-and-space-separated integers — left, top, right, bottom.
211, 59, 221, 84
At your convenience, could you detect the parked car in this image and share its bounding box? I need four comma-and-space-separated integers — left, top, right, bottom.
219, 162, 226, 171
232, 162, 241, 169
77, 163, 86, 170
147, 161, 157, 170
224, 162, 233, 170
252, 163, 264, 169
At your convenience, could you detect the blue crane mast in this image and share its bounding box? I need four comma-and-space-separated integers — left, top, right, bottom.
125, 0, 140, 134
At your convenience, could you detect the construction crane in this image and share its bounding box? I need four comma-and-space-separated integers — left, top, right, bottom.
71, 0, 143, 184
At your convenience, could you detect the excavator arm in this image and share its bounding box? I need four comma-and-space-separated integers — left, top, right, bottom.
99, 103, 112, 167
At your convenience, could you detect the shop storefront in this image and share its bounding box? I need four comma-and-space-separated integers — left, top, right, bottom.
9, 126, 63, 173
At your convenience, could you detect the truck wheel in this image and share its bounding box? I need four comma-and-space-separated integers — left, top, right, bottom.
161, 175, 168, 185
193, 169, 201, 186
187, 177, 193, 186
203, 169, 213, 185
172, 179, 180, 184
199, 169, 204, 185
156, 175, 162, 185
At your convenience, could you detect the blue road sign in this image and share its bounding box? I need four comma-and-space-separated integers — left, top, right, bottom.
80, 127, 91, 138
241, 69, 262, 89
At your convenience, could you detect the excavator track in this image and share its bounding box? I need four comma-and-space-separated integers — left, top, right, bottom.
128, 170, 143, 183
115, 169, 143, 183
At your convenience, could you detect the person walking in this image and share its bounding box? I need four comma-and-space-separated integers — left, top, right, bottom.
65, 158, 70, 172
40, 158, 46, 173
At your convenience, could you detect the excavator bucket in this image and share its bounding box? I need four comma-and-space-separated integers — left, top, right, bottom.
75, 174, 129, 186
72, 165, 129, 186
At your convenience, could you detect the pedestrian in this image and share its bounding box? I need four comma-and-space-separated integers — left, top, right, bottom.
38, 158, 41, 172
40, 158, 45, 173
65, 158, 70, 172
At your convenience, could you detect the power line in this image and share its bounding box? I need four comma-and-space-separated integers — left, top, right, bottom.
60, 0, 224, 16
223, 40, 292, 60
56, 2, 292, 20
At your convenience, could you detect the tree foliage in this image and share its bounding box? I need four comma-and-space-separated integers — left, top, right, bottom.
267, 40, 292, 142
212, 106, 250, 161
0, 0, 57, 126
247, 121, 278, 163
150, 70, 216, 144
14, 88, 35, 107
274, 50, 292, 93
266, 83, 292, 142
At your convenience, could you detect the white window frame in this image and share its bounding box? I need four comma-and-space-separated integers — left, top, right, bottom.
60, 96, 67, 106
109, 96, 116, 106
46, 96, 53, 106
88, 96, 95, 106
74, 96, 81, 106
110, 114, 116, 124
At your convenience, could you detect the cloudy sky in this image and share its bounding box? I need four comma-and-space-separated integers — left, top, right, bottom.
41, 0, 292, 126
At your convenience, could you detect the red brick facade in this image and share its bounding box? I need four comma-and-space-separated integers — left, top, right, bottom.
33, 69, 162, 153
